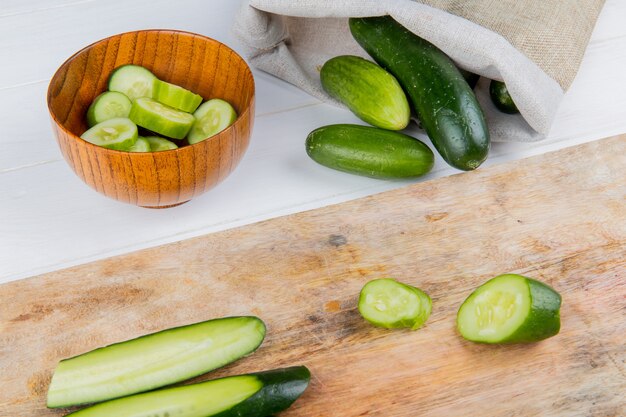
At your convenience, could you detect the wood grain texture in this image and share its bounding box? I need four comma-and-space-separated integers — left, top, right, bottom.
47, 30, 255, 207
1, 136, 625, 416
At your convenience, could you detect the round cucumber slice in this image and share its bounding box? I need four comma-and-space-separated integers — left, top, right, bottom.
457, 274, 561, 344
108, 65, 157, 100
126, 136, 151, 152
86, 91, 132, 127
358, 278, 432, 330
129, 98, 195, 139
154, 80, 203, 113
187, 99, 237, 144
80, 118, 138, 150
145, 136, 178, 152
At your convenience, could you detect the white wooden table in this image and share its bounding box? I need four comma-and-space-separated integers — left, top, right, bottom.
1, 1, 625, 284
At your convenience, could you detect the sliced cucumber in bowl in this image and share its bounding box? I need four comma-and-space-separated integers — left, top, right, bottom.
155, 80, 203, 113
86, 91, 132, 127
188, 99, 237, 144
80, 117, 137, 150
129, 98, 195, 139
108, 64, 157, 100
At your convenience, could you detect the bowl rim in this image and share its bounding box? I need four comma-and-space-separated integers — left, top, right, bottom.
47, 28, 255, 156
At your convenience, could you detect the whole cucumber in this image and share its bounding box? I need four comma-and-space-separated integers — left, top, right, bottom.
489, 80, 519, 114
306, 124, 434, 179
350, 16, 490, 171
320, 55, 410, 130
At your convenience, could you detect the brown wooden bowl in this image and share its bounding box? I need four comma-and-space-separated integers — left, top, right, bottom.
47, 30, 255, 208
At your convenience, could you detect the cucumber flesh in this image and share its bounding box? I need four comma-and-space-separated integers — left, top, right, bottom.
155, 80, 203, 113
86, 91, 132, 127
358, 278, 432, 330
457, 274, 561, 344
187, 99, 237, 144
47, 316, 266, 408
129, 98, 195, 139
126, 136, 151, 152
80, 117, 137, 150
145, 135, 178, 152
108, 65, 157, 100
64, 366, 311, 417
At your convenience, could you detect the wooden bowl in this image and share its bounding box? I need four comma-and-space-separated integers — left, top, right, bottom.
47, 30, 255, 208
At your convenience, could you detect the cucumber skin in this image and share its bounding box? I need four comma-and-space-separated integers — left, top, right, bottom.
320, 55, 410, 130
65, 366, 310, 417
306, 124, 434, 179
489, 80, 519, 114
459, 69, 480, 90
350, 17, 490, 171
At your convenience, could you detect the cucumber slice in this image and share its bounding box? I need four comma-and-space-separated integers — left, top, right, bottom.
126, 136, 151, 152
63, 366, 310, 417
80, 117, 137, 150
155, 80, 203, 113
145, 135, 178, 152
457, 274, 561, 344
47, 316, 266, 408
129, 98, 195, 139
108, 64, 157, 100
187, 99, 237, 144
358, 278, 432, 330
86, 91, 132, 127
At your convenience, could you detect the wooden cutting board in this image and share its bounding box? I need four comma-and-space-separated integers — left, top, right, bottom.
1, 136, 625, 416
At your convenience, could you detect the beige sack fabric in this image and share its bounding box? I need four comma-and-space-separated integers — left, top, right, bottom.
233, 0, 605, 142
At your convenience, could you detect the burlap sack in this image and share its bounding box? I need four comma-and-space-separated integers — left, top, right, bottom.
233, 0, 605, 142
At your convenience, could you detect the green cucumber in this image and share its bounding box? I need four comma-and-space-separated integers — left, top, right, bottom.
489, 80, 519, 114
350, 16, 490, 171
320, 55, 410, 130
47, 316, 266, 408
108, 65, 157, 100
457, 274, 561, 344
359, 278, 432, 330
126, 136, 151, 152
305, 124, 434, 179
154, 80, 203, 113
80, 117, 137, 150
459, 68, 480, 90
129, 97, 195, 139
86, 91, 132, 127
187, 99, 238, 144
145, 135, 179, 152
64, 366, 310, 417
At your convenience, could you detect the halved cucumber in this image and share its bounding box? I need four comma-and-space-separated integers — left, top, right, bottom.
108, 64, 157, 100
155, 80, 203, 113
64, 366, 310, 417
145, 135, 178, 152
358, 278, 432, 330
47, 316, 266, 408
86, 91, 132, 127
457, 274, 561, 344
187, 99, 237, 144
129, 98, 195, 139
126, 136, 151, 152
80, 117, 137, 150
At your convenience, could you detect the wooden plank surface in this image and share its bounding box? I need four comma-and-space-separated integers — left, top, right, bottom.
1, 135, 625, 416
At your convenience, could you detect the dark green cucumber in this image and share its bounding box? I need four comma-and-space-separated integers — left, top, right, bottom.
47, 316, 266, 408
459, 68, 480, 90
350, 16, 490, 171
64, 366, 310, 417
489, 80, 519, 114
305, 124, 434, 179
320, 55, 410, 130
457, 274, 561, 344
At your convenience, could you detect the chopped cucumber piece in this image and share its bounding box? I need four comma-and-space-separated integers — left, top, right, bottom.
86, 91, 132, 127
145, 135, 178, 152
155, 80, 203, 113
108, 64, 157, 100
358, 278, 431, 330
80, 118, 137, 150
47, 316, 266, 408
129, 98, 195, 139
126, 136, 151, 152
187, 99, 237, 144
457, 274, 561, 344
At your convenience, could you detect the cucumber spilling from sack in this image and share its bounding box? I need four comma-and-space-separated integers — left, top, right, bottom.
489, 80, 519, 114
47, 316, 266, 408
349, 16, 490, 171
63, 366, 310, 417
